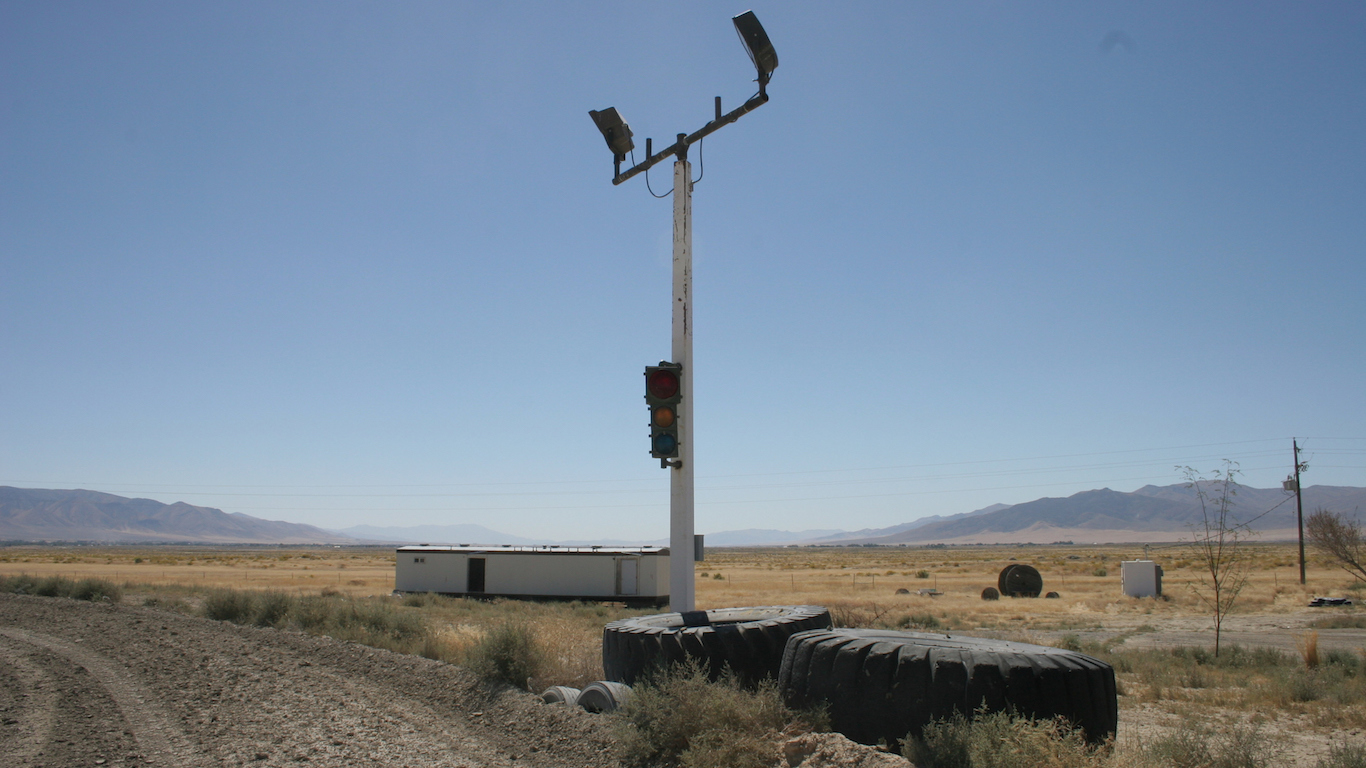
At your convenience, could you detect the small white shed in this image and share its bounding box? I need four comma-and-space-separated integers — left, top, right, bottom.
394, 545, 669, 605
1121, 560, 1164, 598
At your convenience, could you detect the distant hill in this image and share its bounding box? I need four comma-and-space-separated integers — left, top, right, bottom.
824, 483, 1366, 545
337, 524, 539, 546
698, 528, 845, 547
801, 504, 1008, 544
335, 523, 668, 547
0, 487, 355, 544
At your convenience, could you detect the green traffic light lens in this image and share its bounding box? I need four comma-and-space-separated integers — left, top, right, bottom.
653, 434, 678, 454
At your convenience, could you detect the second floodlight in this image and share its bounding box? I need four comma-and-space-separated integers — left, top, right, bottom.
733, 11, 778, 85
589, 108, 635, 158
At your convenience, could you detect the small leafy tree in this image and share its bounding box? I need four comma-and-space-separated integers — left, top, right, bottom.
1181, 462, 1253, 657
1306, 508, 1366, 583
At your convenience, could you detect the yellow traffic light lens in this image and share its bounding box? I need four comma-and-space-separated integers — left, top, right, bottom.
652, 406, 676, 428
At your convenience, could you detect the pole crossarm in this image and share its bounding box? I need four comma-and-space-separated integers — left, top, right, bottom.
611, 92, 769, 186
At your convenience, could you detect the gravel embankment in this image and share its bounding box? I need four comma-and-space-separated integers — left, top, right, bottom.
0, 593, 619, 768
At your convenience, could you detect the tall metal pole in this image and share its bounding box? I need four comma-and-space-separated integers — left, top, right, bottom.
1295, 438, 1306, 585
669, 149, 695, 613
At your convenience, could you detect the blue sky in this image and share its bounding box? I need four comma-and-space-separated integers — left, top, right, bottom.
3, 2, 1363, 540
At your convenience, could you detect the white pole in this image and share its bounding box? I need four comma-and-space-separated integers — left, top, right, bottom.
670, 155, 695, 613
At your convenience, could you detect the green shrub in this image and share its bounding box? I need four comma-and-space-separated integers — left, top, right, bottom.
1311, 614, 1366, 630
907, 712, 971, 768
465, 622, 542, 690
318, 598, 427, 654
141, 595, 191, 613
1139, 722, 1275, 768
1212, 644, 1291, 670
904, 710, 1105, 768
898, 612, 942, 630
1323, 649, 1361, 671
35, 575, 70, 597
916, 570, 931, 579
203, 588, 255, 623
290, 595, 336, 631
0, 573, 40, 594
0, 574, 120, 602
1092, 568, 1108, 578
1054, 634, 1084, 653
402, 591, 443, 608
614, 661, 812, 768
1319, 742, 1366, 768
70, 577, 122, 602
251, 591, 294, 627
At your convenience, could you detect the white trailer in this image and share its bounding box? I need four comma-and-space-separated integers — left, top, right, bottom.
1121, 560, 1164, 598
394, 545, 669, 606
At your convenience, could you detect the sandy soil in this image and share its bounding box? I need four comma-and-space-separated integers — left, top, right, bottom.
0, 593, 616, 768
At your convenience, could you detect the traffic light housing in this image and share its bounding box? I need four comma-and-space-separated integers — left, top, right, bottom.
644, 362, 682, 464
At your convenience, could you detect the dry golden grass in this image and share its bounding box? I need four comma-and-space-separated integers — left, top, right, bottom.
0, 541, 1356, 628
692, 542, 1355, 632
0, 545, 395, 596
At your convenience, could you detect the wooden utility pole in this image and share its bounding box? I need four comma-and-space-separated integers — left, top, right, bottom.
1295, 438, 1306, 585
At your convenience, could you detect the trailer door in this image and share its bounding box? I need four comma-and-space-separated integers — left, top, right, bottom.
468, 558, 486, 593
616, 557, 638, 596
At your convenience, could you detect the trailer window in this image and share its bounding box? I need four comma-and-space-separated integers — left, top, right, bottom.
413, 557, 425, 563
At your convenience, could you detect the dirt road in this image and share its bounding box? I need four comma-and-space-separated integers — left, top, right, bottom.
0, 593, 618, 768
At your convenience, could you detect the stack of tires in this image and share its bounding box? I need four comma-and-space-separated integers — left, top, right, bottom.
777, 629, 1117, 748
601, 605, 833, 685
591, 604, 1117, 752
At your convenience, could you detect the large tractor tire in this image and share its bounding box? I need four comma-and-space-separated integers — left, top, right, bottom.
778, 629, 1116, 748
602, 605, 831, 685
997, 564, 1044, 597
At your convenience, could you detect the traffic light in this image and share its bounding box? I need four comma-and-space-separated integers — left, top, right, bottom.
644, 362, 682, 463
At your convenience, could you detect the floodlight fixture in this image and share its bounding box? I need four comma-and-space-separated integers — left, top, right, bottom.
732, 11, 778, 88
588, 107, 635, 159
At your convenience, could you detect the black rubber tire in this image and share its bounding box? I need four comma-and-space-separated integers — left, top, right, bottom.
578, 680, 632, 713
602, 605, 832, 685
981, 587, 1000, 601
998, 564, 1043, 597
895, 588, 910, 595
539, 686, 580, 706
1045, 591, 1061, 599
778, 629, 1116, 748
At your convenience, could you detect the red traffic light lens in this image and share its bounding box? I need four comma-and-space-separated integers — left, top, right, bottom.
647, 370, 679, 400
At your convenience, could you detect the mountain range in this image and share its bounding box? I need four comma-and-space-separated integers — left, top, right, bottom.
805, 483, 1366, 545
2, 483, 1362, 546
0, 487, 352, 544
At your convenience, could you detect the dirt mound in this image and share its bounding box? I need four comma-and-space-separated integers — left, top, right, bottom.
0, 593, 615, 767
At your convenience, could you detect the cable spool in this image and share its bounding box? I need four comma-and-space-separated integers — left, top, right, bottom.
997, 564, 1043, 598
